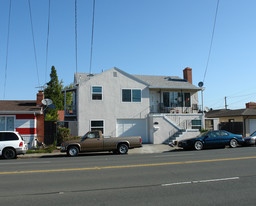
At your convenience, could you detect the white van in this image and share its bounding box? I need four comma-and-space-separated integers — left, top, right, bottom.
0, 131, 28, 159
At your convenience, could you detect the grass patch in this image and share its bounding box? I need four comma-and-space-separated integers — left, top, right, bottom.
27, 145, 57, 154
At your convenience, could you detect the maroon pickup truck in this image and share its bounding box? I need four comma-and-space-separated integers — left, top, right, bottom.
61, 130, 142, 157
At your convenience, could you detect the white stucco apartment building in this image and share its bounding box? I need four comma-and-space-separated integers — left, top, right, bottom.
63, 67, 203, 144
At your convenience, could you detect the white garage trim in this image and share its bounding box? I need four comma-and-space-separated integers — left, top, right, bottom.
116, 119, 148, 143
249, 119, 256, 134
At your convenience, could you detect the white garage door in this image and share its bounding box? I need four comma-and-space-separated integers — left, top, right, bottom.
249, 119, 256, 134
117, 119, 148, 143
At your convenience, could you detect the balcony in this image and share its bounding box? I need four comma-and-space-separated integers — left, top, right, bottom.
64, 105, 77, 117
150, 103, 199, 114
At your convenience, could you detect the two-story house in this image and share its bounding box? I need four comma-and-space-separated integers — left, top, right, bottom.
63, 67, 203, 144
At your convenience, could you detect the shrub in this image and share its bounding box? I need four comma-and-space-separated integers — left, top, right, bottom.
57, 127, 71, 145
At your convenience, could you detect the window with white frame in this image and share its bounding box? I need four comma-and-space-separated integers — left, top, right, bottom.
92, 86, 102, 100
122, 89, 141, 102
90, 120, 104, 134
191, 119, 202, 130
0, 116, 14, 131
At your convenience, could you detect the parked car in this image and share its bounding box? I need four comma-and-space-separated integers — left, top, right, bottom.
243, 131, 256, 146
177, 130, 244, 151
0, 131, 28, 159
61, 130, 142, 156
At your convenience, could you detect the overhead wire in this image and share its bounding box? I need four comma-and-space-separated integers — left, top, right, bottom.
228, 96, 255, 108
45, 0, 51, 83
89, 0, 96, 74
3, 0, 12, 100
75, 0, 78, 73
227, 92, 256, 99
28, 0, 40, 86
202, 0, 220, 84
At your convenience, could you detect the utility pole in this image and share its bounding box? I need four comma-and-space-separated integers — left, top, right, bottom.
225, 96, 228, 110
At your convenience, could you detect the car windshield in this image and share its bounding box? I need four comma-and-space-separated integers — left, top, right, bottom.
250, 131, 256, 137
197, 131, 209, 138
81, 132, 89, 139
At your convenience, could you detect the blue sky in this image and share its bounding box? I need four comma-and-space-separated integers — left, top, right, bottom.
0, 0, 256, 110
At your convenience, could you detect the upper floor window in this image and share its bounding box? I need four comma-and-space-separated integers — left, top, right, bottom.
122, 89, 141, 102
92, 86, 102, 100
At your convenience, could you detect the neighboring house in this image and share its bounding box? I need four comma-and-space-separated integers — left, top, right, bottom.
63, 67, 203, 144
205, 102, 256, 136
0, 91, 44, 148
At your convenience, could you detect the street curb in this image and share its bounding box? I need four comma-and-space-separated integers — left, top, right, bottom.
18, 144, 173, 159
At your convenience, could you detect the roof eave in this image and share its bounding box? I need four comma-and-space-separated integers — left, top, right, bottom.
148, 86, 201, 91
0, 111, 42, 114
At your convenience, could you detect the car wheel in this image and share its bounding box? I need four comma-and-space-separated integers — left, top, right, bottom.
194, 141, 203, 150
229, 139, 238, 148
3, 148, 17, 159
117, 144, 128, 154
67, 146, 79, 157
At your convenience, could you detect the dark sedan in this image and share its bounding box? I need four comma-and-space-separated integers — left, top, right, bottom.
178, 130, 244, 150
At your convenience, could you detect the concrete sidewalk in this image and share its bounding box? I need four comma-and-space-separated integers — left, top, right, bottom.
18, 144, 173, 159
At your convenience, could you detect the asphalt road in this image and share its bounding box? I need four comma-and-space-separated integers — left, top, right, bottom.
1, 146, 256, 206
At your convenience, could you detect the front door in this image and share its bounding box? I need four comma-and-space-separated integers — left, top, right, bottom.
80, 132, 103, 152
150, 91, 160, 113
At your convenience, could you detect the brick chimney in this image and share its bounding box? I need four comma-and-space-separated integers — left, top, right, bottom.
183, 67, 192, 84
246, 102, 256, 109
36, 90, 44, 106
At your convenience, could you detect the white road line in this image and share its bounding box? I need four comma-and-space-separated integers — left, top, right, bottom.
192, 177, 239, 183
162, 181, 191, 186
162, 177, 239, 187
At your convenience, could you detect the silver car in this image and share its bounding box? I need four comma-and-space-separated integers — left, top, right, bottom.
244, 131, 256, 146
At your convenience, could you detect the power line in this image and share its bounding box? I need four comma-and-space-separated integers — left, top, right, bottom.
45, 0, 51, 83
3, 0, 12, 100
75, 0, 78, 73
203, 0, 220, 83
228, 92, 256, 99
28, 0, 40, 86
89, 0, 96, 74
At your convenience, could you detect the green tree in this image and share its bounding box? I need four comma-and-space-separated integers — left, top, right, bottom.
63, 83, 74, 106
44, 66, 64, 121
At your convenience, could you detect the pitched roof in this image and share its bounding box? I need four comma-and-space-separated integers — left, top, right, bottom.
75, 68, 149, 86
133, 74, 200, 90
206, 108, 256, 118
0, 101, 42, 113
75, 67, 200, 91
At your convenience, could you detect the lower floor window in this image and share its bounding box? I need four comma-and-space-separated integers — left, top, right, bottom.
0, 116, 14, 131
191, 119, 202, 130
90, 120, 104, 134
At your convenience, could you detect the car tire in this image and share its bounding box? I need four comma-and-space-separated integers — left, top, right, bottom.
194, 141, 203, 150
3, 148, 17, 159
117, 144, 128, 154
229, 139, 238, 148
67, 146, 79, 157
